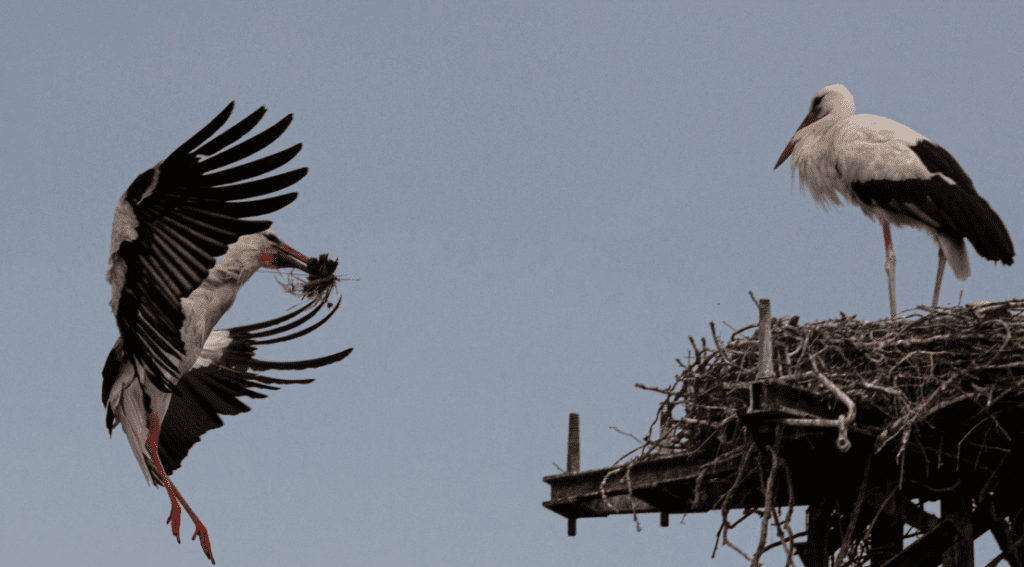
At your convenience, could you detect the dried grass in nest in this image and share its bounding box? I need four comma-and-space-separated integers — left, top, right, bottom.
278, 253, 355, 305
612, 299, 1024, 564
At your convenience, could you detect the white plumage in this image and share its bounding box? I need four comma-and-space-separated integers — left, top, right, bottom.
103, 102, 351, 563
775, 84, 1014, 318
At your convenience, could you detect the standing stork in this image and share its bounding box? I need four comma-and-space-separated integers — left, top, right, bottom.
104, 102, 351, 563
774, 84, 1014, 319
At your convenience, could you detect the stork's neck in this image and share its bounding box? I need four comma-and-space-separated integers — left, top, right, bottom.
207, 251, 262, 288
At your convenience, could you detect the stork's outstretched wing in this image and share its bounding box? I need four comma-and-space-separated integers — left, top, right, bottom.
105, 102, 307, 404
157, 300, 352, 476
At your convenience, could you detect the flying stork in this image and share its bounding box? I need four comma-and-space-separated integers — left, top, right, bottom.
774, 84, 1014, 319
103, 102, 351, 563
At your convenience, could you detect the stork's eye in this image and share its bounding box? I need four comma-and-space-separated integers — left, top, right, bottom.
265, 233, 281, 244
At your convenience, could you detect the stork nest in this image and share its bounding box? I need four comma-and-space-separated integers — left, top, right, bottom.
278, 253, 354, 305
613, 298, 1024, 565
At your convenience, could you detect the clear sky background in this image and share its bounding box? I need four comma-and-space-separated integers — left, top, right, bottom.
3, 2, 1023, 566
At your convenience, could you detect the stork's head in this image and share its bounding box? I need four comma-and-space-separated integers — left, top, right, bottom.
804, 84, 855, 124
235, 229, 310, 273
774, 84, 856, 170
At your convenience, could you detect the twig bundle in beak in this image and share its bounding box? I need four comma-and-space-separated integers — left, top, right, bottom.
278, 253, 346, 304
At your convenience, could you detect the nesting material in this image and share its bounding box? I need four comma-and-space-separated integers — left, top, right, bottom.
278, 253, 344, 304
620, 300, 1024, 563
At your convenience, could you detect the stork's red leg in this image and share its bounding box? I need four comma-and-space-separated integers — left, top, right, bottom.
932, 248, 946, 308
882, 220, 897, 321
165, 475, 214, 564
144, 413, 216, 564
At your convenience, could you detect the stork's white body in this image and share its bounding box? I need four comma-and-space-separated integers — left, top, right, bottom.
101, 102, 351, 564
775, 84, 1014, 317
105, 233, 272, 483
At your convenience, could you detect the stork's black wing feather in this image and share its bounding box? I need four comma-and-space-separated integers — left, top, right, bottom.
850, 140, 1014, 265
157, 300, 351, 476
104, 103, 308, 405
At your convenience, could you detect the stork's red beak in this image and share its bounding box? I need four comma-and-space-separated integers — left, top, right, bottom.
276, 243, 310, 271
774, 141, 796, 170
261, 242, 311, 272
774, 111, 819, 170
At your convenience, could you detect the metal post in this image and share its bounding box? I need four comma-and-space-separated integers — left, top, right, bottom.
871, 510, 903, 564
567, 413, 580, 536
756, 298, 776, 380
659, 404, 671, 527
658, 403, 671, 453
941, 494, 973, 567
804, 497, 831, 567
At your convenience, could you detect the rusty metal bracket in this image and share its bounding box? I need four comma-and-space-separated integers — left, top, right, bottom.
777, 371, 856, 452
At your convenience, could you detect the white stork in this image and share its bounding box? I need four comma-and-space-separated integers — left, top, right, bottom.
103, 102, 351, 563
774, 84, 1014, 319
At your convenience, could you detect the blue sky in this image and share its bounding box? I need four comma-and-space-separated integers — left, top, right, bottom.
2, 2, 1023, 566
